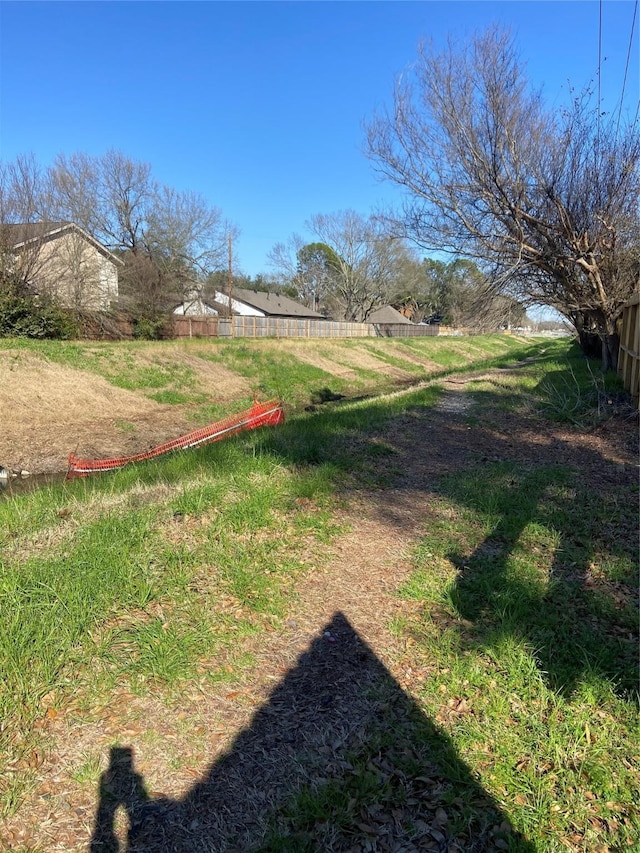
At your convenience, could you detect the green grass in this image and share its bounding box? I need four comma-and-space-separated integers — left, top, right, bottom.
0, 334, 636, 851
462, 338, 631, 424
0, 333, 551, 415
0, 339, 206, 404
194, 339, 355, 408
0, 435, 342, 812
392, 461, 638, 847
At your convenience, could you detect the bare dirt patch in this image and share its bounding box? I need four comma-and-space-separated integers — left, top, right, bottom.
276, 344, 358, 380
377, 345, 441, 373
129, 343, 251, 401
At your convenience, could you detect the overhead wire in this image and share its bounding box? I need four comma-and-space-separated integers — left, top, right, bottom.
616, 0, 639, 135
597, 0, 602, 154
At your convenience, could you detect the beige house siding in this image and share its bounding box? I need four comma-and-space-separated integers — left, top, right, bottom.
34, 230, 119, 310
8, 223, 121, 311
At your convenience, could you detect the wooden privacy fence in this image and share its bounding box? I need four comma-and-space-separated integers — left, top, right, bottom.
618, 293, 640, 408
166, 316, 220, 338
228, 316, 375, 338
373, 323, 439, 337
166, 315, 440, 339
166, 315, 373, 339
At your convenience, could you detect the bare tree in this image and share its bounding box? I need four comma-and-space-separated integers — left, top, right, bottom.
146, 186, 229, 285
306, 211, 385, 321
49, 150, 230, 319
268, 236, 341, 310
367, 27, 640, 368
270, 213, 422, 321
0, 155, 56, 294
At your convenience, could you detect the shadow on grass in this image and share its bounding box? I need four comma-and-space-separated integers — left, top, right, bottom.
87, 355, 636, 849
91, 613, 532, 852
443, 460, 638, 699
258, 373, 638, 703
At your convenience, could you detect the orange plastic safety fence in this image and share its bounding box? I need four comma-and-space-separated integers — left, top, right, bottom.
67, 399, 284, 478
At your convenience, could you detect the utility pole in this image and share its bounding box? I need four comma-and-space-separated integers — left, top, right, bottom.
227, 232, 234, 335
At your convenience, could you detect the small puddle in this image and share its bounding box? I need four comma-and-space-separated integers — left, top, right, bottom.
0, 471, 69, 499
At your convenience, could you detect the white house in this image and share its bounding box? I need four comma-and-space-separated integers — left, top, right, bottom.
174, 287, 324, 320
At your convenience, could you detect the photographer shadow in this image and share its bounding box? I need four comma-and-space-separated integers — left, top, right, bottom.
91, 612, 533, 852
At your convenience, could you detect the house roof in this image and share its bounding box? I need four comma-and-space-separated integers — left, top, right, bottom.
2, 221, 70, 244
232, 287, 324, 319
173, 298, 239, 316
2, 221, 124, 265
368, 305, 413, 324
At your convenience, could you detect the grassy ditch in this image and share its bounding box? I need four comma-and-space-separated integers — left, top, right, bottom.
257, 344, 639, 853
0, 337, 637, 852
0, 332, 549, 417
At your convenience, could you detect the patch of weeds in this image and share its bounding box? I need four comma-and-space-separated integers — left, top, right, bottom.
170, 480, 228, 516
197, 341, 341, 408
0, 771, 39, 823
71, 753, 104, 786
211, 536, 306, 615
224, 487, 279, 533
148, 389, 203, 405
187, 399, 236, 425
364, 438, 397, 459
122, 615, 214, 686
0, 505, 164, 813
114, 419, 136, 434
0, 507, 159, 714
534, 345, 632, 426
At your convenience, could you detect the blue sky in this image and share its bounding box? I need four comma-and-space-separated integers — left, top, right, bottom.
0, 1, 638, 277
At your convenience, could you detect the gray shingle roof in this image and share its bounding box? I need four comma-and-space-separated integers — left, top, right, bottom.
1, 221, 123, 264
232, 288, 324, 319
368, 305, 412, 324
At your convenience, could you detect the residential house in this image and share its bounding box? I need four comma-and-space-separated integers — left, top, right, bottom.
368, 305, 413, 325
2, 221, 122, 311
173, 291, 229, 317
174, 287, 324, 320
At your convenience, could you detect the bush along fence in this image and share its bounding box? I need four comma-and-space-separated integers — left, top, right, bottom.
618, 292, 640, 408
164, 315, 441, 340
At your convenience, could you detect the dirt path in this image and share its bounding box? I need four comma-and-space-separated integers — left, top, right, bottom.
2, 372, 637, 851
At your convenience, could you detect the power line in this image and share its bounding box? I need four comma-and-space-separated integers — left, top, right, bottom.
597, 0, 603, 152
616, 0, 639, 135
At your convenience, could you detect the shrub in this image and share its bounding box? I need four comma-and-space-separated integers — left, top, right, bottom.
132, 316, 166, 340
0, 287, 77, 339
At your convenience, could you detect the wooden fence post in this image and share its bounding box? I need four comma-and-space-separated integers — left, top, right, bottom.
618, 293, 640, 409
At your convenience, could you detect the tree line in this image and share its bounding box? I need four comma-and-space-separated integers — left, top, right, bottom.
267, 216, 525, 329
0, 151, 526, 335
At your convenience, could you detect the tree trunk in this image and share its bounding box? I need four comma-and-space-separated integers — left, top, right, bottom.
601, 332, 620, 372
